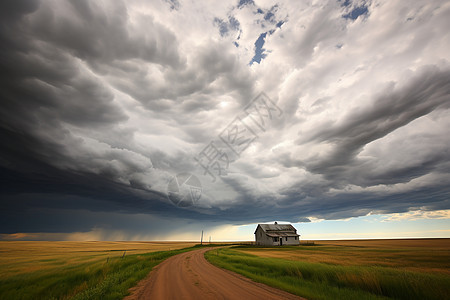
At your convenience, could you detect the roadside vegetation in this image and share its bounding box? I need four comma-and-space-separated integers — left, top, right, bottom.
205, 240, 450, 300
0, 241, 201, 300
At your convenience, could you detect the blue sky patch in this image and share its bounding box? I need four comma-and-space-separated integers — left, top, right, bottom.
343, 5, 368, 20
214, 18, 228, 36
238, 0, 254, 9
250, 32, 267, 64
264, 11, 275, 22
214, 16, 240, 37
340, 0, 352, 7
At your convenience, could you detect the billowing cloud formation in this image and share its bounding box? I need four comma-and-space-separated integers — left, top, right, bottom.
1, 0, 449, 238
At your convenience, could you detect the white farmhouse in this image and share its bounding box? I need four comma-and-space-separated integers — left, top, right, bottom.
254, 222, 300, 246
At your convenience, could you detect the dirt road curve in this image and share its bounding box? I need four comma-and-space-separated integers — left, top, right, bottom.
124, 248, 304, 300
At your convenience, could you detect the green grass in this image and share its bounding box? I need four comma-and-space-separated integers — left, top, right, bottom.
0, 245, 200, 300
205, 247, 450, 300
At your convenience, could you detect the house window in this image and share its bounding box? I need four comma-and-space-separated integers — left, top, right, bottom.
295, 236, 298, 240
273, 237, 279, 242
285, 237, 288, 241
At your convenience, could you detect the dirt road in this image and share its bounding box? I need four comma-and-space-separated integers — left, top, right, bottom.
124, 247, 304, 300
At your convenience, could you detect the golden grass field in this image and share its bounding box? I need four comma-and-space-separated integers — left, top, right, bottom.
239, 238, 450, 275
1, 239, 449, 299
0, 241, 196, 280
205, 238, 450, 300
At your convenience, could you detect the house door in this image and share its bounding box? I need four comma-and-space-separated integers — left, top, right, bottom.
280, 238, 283, 246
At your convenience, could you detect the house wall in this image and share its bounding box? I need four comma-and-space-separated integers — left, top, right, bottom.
280, 236, 300, 245
255, 227, 275, 246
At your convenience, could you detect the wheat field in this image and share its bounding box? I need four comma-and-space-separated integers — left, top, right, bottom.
0, 241, 196, 279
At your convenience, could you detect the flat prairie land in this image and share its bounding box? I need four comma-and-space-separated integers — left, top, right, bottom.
0, 241, 196, 278
315, 238, 450, 274
205, 238, 450, 300
0, 241, 197, 299
311, 238, 450, 248
238, 238, 450, 275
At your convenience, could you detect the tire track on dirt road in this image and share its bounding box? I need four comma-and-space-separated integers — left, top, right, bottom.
124, 247, 305, 300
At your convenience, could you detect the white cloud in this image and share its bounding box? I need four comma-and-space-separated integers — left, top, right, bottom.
382, 209, 450, 222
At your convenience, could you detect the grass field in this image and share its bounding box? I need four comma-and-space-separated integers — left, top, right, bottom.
0, 241, 197, 300
205, 239, 450, 300
2, 239, 449, 299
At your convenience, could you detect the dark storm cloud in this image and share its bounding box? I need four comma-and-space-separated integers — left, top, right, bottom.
0, 0, 208, 217
0, 6, 141, 207
1, 0, 449, 238
109, 40, 255, 115
29, 0, 183, 68
277, 177, 450, 220
20, 0, 190, 118
0, 0, 158, 230
297, 66, 450, 186
0, 1, 128, 130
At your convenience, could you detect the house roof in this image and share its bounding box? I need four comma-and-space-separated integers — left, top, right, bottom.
254, 223, 299, 236
266, 232, 299, 237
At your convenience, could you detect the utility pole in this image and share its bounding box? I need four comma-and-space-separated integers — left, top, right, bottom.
201, 230, 203, 245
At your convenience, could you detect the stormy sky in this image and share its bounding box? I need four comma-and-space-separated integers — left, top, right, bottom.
1, 0, 450, 240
